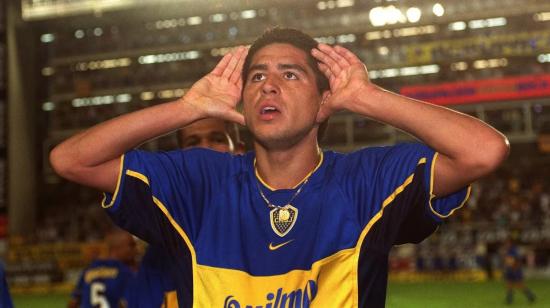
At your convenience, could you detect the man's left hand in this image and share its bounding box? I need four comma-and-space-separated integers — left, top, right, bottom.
312, 44, 374, 122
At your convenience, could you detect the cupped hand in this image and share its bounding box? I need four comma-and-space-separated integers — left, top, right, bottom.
311, 44, 374, 123
181, 46, 248, 125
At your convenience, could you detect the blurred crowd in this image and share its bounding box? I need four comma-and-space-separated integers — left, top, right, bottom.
391, 156, 550, 276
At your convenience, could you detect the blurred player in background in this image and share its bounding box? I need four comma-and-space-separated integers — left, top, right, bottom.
125, 118, 244, 308
0, 261, 13, 308
503, 238, 536, 305
69, 228, 137, 308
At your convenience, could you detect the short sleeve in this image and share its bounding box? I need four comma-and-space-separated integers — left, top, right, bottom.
345, 143, 470, 250
101, 148, 234, 245
371, 143, 470, 223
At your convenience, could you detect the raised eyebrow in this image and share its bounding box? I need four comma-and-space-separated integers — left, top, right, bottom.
278, 64, 309, 75
249, 64, 268, 72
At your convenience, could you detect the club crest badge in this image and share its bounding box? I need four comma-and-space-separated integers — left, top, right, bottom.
270, 205, 298, 237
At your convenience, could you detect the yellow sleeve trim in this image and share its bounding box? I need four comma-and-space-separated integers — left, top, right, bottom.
122, 170, 196, 261
101, 154, 125, 209
152, 196, 198, 305
255, 151, 324, 191
355, 156, 426, 248
355, 172, 416, 251
126, 170, 149, 185
106, 167, 198, 304
428, 152, 472, 219
353, 157, 425, 306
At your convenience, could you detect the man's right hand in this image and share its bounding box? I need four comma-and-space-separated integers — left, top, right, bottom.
180, 46, 248, 126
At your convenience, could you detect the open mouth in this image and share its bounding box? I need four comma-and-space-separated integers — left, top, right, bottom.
260, 106, 279, 115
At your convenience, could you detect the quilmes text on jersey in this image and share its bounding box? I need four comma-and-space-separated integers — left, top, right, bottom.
223, 280, 318, 308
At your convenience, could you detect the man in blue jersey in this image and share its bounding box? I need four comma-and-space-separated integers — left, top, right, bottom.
51, 28, 509, 307
69, 229, 137, 308
503, 239, 536, 305
126, 118, 243, 308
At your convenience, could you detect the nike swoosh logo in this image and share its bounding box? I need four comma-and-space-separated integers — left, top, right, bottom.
268, 239, 294, 251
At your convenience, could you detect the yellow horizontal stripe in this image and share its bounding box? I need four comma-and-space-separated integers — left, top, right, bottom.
195, 247, 356, 307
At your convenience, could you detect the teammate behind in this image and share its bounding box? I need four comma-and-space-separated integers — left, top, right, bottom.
69, 229, 137, 308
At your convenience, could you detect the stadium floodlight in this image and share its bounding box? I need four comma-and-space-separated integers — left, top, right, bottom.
469, 17, 506, 29
534, 12, 550, 22
72, 95, 115, 108
370, 64, 439, 79
93, 27, 103, 36
74, 29, 85, 39
432, 3, 444, 17
315, 36, 337, 44
317, 2, 327, 10
158, 90, 175, 99
337, 0, 354, 8
187, 16, 202, 26
385, 5, 406, 25
487, 17, 506, 27
381, 68, 399, 78
449, 21, 467, 31
174, 89, 186, 97
140, 92, 155, 101
42, 102, 55, 112
116, 94, 132, 103
406, 7, 421, 23
240, 10, 256, 19
41, 67, 55, 76
393, 25, 436, 37
337, 34, 356, 44
473, 58, 507, 69
40, 33, 55, 43
369, 7, 386, 26
365, 30, 393, 40
538, 54, 550, 63
451, 62, 468, 71
210, 13, 226, 23
378, 46, 389, 56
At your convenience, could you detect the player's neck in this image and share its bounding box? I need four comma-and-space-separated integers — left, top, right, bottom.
254, 139, 321, 190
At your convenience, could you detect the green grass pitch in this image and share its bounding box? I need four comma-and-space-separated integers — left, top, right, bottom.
12, 279, 549, 307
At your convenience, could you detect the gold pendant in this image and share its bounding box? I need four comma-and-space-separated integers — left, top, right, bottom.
270, 205, 298, 237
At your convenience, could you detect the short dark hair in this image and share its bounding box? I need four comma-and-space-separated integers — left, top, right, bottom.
242, 27, 330, 141
176, 120, 239, 148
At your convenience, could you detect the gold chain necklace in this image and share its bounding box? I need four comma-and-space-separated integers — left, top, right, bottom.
254, 152, 323, 237
256, 177, 309, 210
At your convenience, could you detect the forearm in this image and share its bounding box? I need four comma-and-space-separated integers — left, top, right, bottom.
50, 99, 204, 189
351, 85, 509, 193
353, 86, 503, 158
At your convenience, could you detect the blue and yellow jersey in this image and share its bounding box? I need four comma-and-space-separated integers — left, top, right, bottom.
103, 143, 470, 307
72, 259, 134, 308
